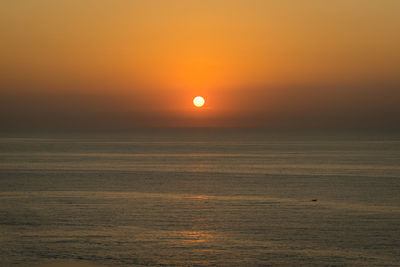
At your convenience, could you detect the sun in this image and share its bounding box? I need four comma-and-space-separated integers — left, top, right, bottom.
193, 96, 205, 107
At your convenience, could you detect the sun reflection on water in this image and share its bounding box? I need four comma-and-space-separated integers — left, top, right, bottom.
186, 195, 211, 200
178, 231, 214, 244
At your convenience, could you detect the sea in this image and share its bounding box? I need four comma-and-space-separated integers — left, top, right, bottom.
0, 129, 399, 266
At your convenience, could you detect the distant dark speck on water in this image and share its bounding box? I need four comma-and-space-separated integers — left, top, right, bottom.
312, 199, 318, 202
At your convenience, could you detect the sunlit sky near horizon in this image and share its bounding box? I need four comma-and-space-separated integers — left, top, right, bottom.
1, 0, 399, 129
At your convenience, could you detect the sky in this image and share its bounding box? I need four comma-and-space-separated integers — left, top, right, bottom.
1, 0, 399, 129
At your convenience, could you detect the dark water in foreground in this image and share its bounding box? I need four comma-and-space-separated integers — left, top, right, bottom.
0, 130, 399, 266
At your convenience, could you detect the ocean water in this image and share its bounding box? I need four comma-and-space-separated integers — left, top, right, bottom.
0, 129, 399, 266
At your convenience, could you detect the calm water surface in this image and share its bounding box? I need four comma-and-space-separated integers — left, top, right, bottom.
0, 130, 399, 266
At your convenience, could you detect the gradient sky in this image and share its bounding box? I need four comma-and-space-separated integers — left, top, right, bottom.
1, 0, 399, 129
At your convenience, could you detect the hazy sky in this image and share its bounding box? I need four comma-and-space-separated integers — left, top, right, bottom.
1, 0, 399, 129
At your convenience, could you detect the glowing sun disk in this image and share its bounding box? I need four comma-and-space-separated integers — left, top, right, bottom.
193, 96, 205, 107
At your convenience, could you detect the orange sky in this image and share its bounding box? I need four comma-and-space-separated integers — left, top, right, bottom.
1, 0, 399, 129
